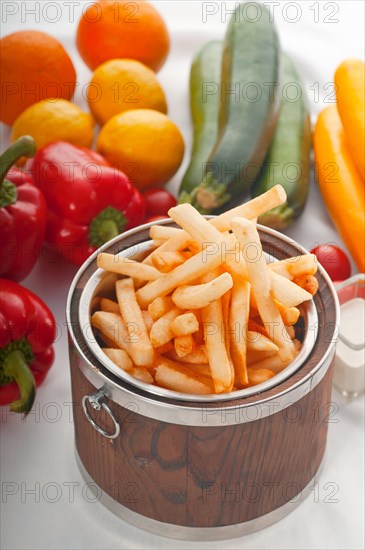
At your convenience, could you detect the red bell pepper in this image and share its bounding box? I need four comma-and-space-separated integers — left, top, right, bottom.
0, 279, 56, 415
0, 136, 46, 281
28, 142, 146, 265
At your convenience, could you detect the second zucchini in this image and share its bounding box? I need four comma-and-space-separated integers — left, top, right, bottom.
252, 52, 311, 229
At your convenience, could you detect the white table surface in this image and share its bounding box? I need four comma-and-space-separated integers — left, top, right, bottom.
1, 2, 364, 549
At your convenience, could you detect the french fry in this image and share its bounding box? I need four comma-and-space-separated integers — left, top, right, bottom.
141, 310, 154, 334
102, 348, 153, 383
221, 288, 235, 383
212, 185, 287, 231
97, 253, 162, 281
152, 354, 190, 370
246, 331, 278, 353
270, 271, 312, 307
172, 272, 233, 309
247, 349, 276, 365
147, 296, 174, 321
188, 363, 212, 378
99, 297, 119, 314
183, 363, 211, 378
269, 254, 317, 279
91, 311, 132, 355
101, 348, 133, 371
132, 368, 154, 384
115, 278, 154, 367
247, 368, 276, 386
286, 326, 296, 340
151, 250, 186, 272
155, 363, 213, 395
166, 345, 208, 364
155, 355, 212, 379
144, 232, 193, 265
249, 353, 291, 373
251, 297, 300, 326
231, 218, 295, 362
171, 312, 199, 337
201, 273, 233, 393
293, 274, 319, 296
149, 225, 182, 243
169, 202, 223, 246
136, 239, 236, 308
221, 287, 231, 340
174, 334, 195, 357
275, 302, 300, 326
229, 279, 250, 387
150, 307, 182, 348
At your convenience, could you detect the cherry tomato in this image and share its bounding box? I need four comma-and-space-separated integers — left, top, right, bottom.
143, 188, 177, 217
310, 244, 351, 282
144, 215, 168, 224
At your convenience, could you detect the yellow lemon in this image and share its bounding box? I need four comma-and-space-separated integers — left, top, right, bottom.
97, 109, 184, 190
88, 59, 167, 126
11, 99, 94, 150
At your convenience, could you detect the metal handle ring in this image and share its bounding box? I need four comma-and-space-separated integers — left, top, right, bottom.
82, 390, 120, 439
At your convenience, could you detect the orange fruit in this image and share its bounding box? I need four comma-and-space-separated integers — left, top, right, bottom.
77, 1, 170, 72
0, 30, 76, 126
88, 59, 167, 126
96, 109, 184, 189
12, 99, 95, 151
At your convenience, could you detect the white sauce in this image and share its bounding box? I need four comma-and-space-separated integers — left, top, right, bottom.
333, 298, 365, 395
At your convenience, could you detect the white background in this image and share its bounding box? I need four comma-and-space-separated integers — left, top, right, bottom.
0, 1, 364, 549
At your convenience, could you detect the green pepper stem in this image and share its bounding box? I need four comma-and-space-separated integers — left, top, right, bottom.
89, 206, 128, 248
2, 350, 36, 416
0, 136, 36, 185
98, 220, 119, 243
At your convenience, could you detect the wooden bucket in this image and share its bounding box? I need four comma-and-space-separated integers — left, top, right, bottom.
66, 223, 339, 540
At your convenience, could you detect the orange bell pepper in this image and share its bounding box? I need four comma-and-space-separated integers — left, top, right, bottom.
314, 105, 365, 272
335, 59, 365, 179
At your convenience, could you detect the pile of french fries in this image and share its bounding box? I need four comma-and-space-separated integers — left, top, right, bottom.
91, 185, 319, 395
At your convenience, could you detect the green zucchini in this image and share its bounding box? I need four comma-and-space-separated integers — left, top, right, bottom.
184, 2, 281, 213
252, 53, 311, 229
179, 40, 222, 200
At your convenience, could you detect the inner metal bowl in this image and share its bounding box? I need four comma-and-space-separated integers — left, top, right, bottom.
78, 225, 319, 403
